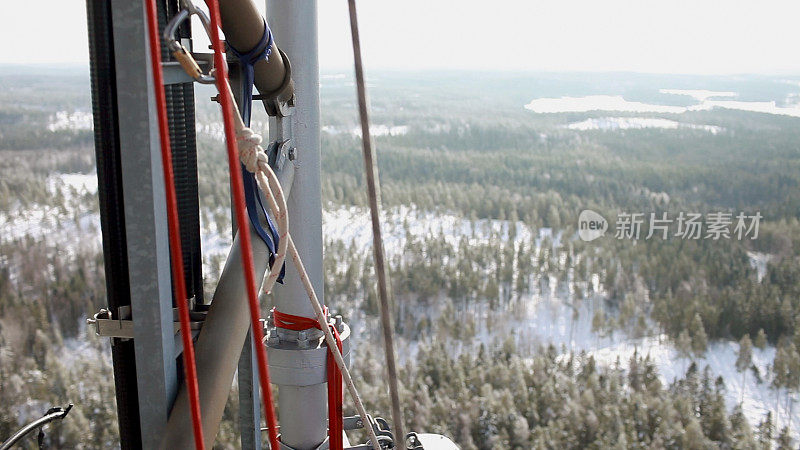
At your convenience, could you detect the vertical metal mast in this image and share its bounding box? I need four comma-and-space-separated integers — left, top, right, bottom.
104, 0, 181, 446
88, 0, 204, 447
265, 0, 327, 448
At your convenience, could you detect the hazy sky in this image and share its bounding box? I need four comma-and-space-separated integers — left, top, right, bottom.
5, 0, 800, 74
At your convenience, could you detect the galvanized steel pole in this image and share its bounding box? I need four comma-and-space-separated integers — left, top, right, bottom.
265, 1, 328, 448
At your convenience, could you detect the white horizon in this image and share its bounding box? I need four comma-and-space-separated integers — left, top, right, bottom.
4, 0, 800, 76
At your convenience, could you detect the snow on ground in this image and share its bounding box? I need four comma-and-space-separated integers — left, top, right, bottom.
0, 173, 100, 250
47, 111, 94, 132
747, 251, 773, 282
322, 204, 535, 257
702, 99, 800, 118
658, 89, 737, 102
197, 119, 270, 141
199, 204, 544, 279
321, 124, 409, 137
488, 283, 800, 439
588, 335, 798, 438
199, 204, 536, 281
525, 89, 800, 118
565, 117, 722, 133
525, 95, 688, 114
5, 182, 792, 438
523, 288, 800, 438
198, 208, 233, 278
320, 73, 346, 80
45, 172, 98, 202
199, 122, 408, 141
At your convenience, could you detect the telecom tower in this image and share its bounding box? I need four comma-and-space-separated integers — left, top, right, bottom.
83, 0, 456, 448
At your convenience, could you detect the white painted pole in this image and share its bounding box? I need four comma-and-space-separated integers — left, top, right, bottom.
265, 1, 328, 448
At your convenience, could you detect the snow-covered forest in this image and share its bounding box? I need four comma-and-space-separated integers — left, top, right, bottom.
1, 69, 800, 448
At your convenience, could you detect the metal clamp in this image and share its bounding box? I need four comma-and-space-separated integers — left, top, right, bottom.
264, 315, 351, 386
268, 106, 296, 170
343, 415, 365, 431
345, 415, 395, 449
87, 304, 206, 339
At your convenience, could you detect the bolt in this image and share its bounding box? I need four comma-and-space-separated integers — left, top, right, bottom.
335, 315, 344, 333
288, 147, 296, 161
355, 419, 364, 429
267, 330, 279, 346
297, 330, 309, 348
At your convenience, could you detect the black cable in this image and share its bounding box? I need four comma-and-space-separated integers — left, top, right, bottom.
85, 0, 142, 447
0, 405, 73, 450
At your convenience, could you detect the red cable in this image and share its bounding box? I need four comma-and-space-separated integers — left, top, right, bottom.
330, 326, 344, 450
273, 308, 345, 449
272, 307, 328, 331
142, 0, 205, 448
203, 1, 281, 448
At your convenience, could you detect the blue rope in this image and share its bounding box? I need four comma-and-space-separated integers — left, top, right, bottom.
227, 20, 285, 283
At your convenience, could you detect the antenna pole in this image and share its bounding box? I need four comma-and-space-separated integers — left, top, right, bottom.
265, 1, 328, 448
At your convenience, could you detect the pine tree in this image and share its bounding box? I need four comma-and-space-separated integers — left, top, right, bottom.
677, 329, 693, 372
729, 404, 755, 448
776, 426, 793, 449
755, 329, 768, 350
736, 334, 753, 404
689, 313, 709, 355
756, 412, 773, 450
682, 418, 711, 450
591, 309, 606, 336
546, 204, 561, 229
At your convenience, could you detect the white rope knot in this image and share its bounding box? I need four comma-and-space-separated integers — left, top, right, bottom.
236, 127, 268, 173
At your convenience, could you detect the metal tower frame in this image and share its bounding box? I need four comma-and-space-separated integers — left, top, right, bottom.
87, 0, 461, 448
87, 0, 338, 448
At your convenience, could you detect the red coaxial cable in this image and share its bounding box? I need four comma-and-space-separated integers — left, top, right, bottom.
203, 0, 281, 448
142, 0, 205, 448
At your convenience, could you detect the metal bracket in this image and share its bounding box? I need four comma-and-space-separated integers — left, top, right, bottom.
342, 415, 365, 431
267, 139, 291, 171
206, 96, 296, 170
87, 302, 206, 339
162, 60, 210, 85
402, 432, 459, 450
345, 415, 395, 450
404, 433, 424, 450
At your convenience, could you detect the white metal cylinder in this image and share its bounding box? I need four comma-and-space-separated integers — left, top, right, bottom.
265, 0, 328, 448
